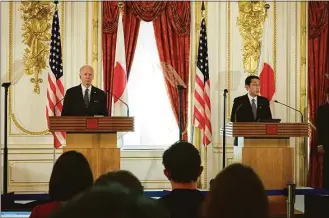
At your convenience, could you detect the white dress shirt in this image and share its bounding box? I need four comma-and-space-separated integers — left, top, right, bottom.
247, 94, 257, 108
81, 84, 91, 102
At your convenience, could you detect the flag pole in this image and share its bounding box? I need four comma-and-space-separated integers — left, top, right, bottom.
1, 82, 11, 194
53, 0, 59, 164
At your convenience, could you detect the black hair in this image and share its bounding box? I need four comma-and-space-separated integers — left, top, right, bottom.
94, 170, 143, 194
245, 75, 260, 86
162, 141, 201, 183
48, 183, 169, 218
49, 151, 94, 201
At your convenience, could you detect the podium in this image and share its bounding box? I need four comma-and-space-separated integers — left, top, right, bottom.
49, 116, 134, 179
223, 122, 309, 214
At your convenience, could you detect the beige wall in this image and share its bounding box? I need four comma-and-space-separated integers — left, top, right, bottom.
0, 2, 307, 193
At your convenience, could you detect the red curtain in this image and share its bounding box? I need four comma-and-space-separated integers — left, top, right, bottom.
102, 2, 190, 137
153, 2, 190, 139
307, 2, 329, 188
102, 2, 140, 115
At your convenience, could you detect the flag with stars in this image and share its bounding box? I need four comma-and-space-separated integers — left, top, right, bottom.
46, 8, 66, 149
193, 8, 212, 147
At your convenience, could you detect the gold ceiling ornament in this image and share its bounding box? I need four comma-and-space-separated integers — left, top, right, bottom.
237, 1, 268, 74
20, 2, 53, 94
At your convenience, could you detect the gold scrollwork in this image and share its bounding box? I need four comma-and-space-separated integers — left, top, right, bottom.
20, 2, 53, 94
237, 1, 268, 74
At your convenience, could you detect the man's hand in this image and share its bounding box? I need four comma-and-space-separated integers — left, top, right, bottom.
318, 145, 325, 154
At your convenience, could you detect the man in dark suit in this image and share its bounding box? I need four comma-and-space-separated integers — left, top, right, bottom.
316, 88, 329, 189
230, 75, 272, 122
61, 65, 108, 116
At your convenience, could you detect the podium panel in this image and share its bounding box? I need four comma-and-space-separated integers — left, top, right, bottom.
65, 133, 120, 180
221, 122, 309, 216
49, 116, 134, 180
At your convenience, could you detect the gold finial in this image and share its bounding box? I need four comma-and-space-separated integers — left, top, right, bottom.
118, 2, 124, 15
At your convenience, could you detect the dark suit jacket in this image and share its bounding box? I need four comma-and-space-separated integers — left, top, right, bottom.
316, 102, 329, 151
61, 85, 108, 116
230, 94, 272, 122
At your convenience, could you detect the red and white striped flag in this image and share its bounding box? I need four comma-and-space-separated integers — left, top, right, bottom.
46, 7, 66, 149
112, 13, 128, 116
193, 7, 212, 147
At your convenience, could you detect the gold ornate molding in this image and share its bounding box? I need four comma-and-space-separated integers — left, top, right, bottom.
227, 1, 231, 118
299, 2, 307, 186
92, 2, 99, 86
237, 1, 268, 74
86, 2, 89, 64
273, 1, 277, 89
8, 2, 64, 135
20, 2, 53, 94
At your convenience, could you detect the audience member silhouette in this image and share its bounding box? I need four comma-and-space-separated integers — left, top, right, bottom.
29, 151, 93, 218
202, 163, 270, 218
159, 141, 204, 218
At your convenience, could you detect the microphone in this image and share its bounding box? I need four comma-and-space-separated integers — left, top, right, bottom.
53, 97, 65, 117
223, 89, 228, 96
106, 90, 129, 117
234, 102, 244, 122
274, 100, 303, 122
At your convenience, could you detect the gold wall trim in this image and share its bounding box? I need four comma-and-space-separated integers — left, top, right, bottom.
273, 1, 277, 89
92, 2, 99, 86
294, 2, 298, 184
8, 2, 48, 135
86, 2, 89, 64
227, 1, 231, 117
8, 2, 66, 136
299, 1, 307, 186
61, 2, 64, 63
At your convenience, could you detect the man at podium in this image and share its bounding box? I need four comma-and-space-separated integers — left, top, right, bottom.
316, 88, 329, 189
230, 75, 272, 122
61, 65, 108, 116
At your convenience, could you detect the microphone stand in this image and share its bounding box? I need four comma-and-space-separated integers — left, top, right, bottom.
223, 89, 228, 169
1, 82, 11, 194
177, 85, 185, 141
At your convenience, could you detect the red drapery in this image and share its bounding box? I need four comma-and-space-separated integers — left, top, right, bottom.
307, 2, 329, 188
102, 2, 190, 137
102, 2, 140, 115
153, 2, 190, 140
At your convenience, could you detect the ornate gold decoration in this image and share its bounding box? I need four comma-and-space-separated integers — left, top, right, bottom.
20, 2, 53, 94
228, 1, 231, 117
92, 2, 99, 86
273, 1, 277, 89
299, 2, 307, 186
86, 2, 89, 64
237, 1, 268, 74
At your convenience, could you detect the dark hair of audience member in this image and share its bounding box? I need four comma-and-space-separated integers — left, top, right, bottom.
94, 170, 143, 194
203, 163, 270, 218
49, 150, 94, 201
162, 140, 202, 183
48, 182, 170, 218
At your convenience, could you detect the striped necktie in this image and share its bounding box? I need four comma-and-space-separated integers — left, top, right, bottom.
84, 89, 89, 108
251, 98, 257, 120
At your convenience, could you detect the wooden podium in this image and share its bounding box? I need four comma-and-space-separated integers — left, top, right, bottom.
49, 116, 134, 179
224, 122, 309, 215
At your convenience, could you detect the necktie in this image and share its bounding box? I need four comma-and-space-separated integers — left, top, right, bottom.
84, 89, 89, 108
251, 99, 257, 120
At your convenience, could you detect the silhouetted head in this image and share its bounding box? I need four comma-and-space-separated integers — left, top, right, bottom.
94, 170, 143, 194
203, 163, 269, 218
48, 183, 169, 218
49, 151, 93, 201
162, 141, 203, 184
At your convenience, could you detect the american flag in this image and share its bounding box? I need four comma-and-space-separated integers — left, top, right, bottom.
46, 8, 66, 149
193, 9, 212, 146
